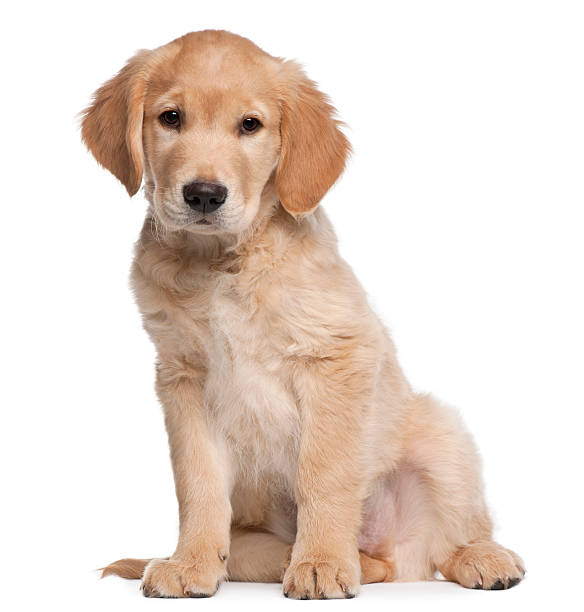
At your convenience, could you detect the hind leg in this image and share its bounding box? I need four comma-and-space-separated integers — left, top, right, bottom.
229, 528, 394, 584
391, 394, 525, 588
227, 528, 289, 582
411, 394, 525, 589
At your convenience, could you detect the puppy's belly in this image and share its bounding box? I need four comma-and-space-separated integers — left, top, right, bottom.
358, 463, 428, 557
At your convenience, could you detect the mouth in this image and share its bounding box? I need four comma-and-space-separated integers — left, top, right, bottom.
195, 218, 211, 225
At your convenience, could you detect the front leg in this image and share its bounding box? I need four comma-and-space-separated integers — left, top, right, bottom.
283, 355, 374, 599
142, 362, 231, 598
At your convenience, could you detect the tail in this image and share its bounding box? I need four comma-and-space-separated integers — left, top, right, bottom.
100, 558, 152, 580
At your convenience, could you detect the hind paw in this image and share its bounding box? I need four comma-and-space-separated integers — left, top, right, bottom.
440, 541, 525, 590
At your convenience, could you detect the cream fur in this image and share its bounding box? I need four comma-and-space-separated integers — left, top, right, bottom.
82, 30, 525, 599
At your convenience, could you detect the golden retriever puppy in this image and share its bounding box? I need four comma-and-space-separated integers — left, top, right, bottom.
82, 30, 524, 599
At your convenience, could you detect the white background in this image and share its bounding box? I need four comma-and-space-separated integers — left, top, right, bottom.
1, 1, 582, 610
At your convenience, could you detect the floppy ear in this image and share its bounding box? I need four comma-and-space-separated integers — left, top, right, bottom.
81, 51, 150, 196
275, 61, 350, 216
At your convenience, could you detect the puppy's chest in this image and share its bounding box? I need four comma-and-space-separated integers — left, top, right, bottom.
183, 282, 300, 478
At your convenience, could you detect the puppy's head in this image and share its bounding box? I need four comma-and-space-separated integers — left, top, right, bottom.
82, 30, 349, 235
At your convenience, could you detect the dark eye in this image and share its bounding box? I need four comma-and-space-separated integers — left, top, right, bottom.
160, 110, 180, 127
241, 117, 261, 133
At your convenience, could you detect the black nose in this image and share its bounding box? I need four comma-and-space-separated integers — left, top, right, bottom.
183, 181, 228, 213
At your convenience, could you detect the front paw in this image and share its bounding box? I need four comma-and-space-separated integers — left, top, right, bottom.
283, 552, 361, 600
142, 554, 226, 598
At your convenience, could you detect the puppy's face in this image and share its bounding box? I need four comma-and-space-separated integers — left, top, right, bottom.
82, 31, 350, 234
142, 41, 282, 235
